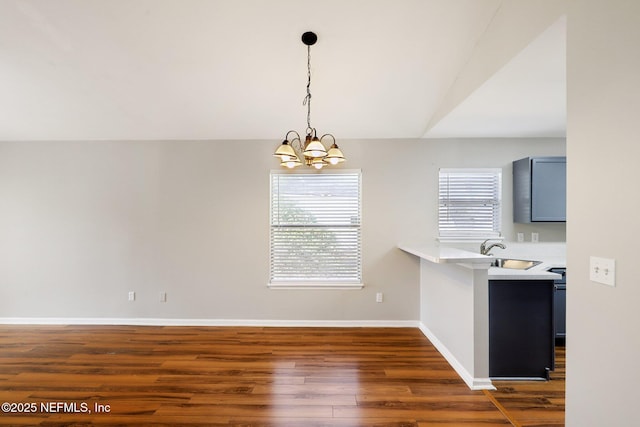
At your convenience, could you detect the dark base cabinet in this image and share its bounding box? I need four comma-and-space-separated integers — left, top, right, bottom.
489, 280, 555, 379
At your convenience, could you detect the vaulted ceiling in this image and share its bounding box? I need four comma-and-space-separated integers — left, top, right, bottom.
0, 0, 566, 141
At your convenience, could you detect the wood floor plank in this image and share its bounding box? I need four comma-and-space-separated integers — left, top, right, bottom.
0, 325, 564, 425
251, 383, 413, 396
154, 403, 335, 418
332, 404, 511, 423
189, 393, 358, 406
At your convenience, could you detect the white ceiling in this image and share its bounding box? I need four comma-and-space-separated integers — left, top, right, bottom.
425, 15, 566, 138
0, 0, 566, 141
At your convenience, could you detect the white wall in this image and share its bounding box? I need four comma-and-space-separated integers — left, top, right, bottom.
566, 1, 640, 425
0, 137, 563, 322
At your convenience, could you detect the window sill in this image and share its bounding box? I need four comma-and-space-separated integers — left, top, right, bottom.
268, 282, 364, 290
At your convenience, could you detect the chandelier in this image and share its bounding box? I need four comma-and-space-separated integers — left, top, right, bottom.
273, 31, 346, 169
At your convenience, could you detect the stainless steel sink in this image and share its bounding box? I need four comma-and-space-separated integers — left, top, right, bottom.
491, 258, 542, 270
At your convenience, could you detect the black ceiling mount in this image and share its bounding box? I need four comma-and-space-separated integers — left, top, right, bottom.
301, 31, 317, 46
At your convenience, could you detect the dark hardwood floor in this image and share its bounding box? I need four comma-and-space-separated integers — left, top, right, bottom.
0, 326, 564, 426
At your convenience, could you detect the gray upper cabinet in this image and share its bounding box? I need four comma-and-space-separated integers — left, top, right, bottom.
513, 156, 566, 223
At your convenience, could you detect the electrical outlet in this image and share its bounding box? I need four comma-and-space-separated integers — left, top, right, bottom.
531, 232, 539, 243
128, 291, 135, 302
376, 292, 383, 303
160, 292, 167, 302
517, 233, 524, 243
590, 256, 615, 286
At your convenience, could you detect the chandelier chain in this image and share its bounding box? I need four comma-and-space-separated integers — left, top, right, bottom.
303, 45, 312, 133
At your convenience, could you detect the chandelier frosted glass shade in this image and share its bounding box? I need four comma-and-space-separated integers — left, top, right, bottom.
273, 141, 298, 161
303, 136, 328, 158
282, 157, 302, 168
325, 143, 346, 165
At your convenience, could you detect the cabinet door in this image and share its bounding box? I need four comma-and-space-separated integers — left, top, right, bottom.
531, 157, 566, 221
489, 280, 555, 379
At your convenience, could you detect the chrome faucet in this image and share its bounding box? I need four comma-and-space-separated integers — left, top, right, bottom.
480, 239, 506, 256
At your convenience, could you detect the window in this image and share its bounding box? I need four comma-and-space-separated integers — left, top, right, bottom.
438, 168, 502, 240
270, 171, 362, 287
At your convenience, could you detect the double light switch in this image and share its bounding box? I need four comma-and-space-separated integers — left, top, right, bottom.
590, 256, 615, 287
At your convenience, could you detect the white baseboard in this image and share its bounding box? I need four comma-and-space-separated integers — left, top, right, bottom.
418, 322, 495, 391
0, 317, 420, 328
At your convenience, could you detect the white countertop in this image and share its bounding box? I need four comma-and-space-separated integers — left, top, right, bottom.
487, 243, 565, 280
399, 242, 565, 281
488, 258, 564, 280
398, 244, 493, 265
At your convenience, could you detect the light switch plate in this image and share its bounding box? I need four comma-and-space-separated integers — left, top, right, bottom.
517, 233, 524, 243
590, 256, 615, 286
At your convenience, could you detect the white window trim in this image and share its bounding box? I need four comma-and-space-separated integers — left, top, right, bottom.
438, 167, 503, 243
267, 282, 364, 290
269, 169, 363, 290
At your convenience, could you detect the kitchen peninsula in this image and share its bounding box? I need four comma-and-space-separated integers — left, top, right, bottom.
399, 243, 564, 390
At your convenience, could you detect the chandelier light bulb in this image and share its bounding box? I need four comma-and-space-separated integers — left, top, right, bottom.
310, 157, 326, 169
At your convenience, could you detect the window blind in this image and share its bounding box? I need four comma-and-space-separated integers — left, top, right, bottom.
438, 168, 502, 239
270, 172, 362, 284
